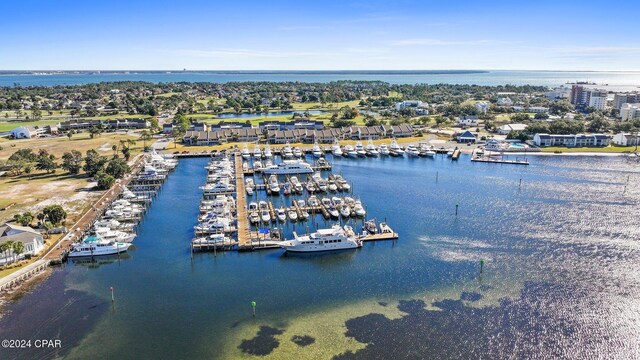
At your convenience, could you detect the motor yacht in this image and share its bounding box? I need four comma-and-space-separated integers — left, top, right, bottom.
280, 225, 362, 253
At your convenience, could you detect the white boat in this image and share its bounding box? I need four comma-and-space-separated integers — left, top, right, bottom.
249, 212, 261, 224
312, 172, 328, 192
312, 142, 323, 157
354, 200, 366, 217
253, 160, 264, 171
94, 227, 136, 243
344, 144, 357, 158
288, 209, 298, 221
328, 205, 340, 218
300, 210, 309, 220
283, 142, 294, 158
328, 180, 338, 192
334, 175, 350, 191
258, 201, 268, 210
269, 175, 280, 194
308, 196, 319, 207
277, 207, 287, 222
331, 140, 343, 157
406, 144, 420, 157
192, 233, 231, 245
246, 187, 254, 196
201, 182, 234, 194
340, 205, 351, 218
253, 144, 262, 158
69, 237, 131, 257
290, 176, 303, 193
241, 144, 251, 159
249, 202, 258, 211
390, 139, 404, 154
263, 160, 313, 175
355, 142, 366, 157
194, 217, 232, 232
260, 209, 271, 223
365, 139, 379, 157
264, 144, 273, 158
293, 147, 303, 158
379, 143, 390, 156
446, 149, 454, 157
420, 144, 436, 157
280, 225, 362, 253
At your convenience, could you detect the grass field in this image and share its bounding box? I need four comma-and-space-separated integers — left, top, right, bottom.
0, 119, 61, 132
0, 132, 143, 223
539, 146, 638, 153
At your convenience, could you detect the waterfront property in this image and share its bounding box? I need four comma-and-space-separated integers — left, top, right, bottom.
0, 224, 44, 264
497, 123, 528, 135
612, 132, 640, 146
457, 130, 477, 143
533, 133, 610, 147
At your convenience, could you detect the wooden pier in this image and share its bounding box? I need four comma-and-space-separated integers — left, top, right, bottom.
451, 148, 461, 160
234, 154, 252, 247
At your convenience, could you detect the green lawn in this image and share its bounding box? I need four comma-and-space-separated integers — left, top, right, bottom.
540, 146, 638, 153
0, 119, 61, 132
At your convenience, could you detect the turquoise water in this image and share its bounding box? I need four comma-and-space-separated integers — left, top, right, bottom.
2, 70, 640, 87
1, 154, 640, 359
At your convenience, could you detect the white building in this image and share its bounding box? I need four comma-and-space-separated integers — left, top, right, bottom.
512, 106, 549, 113
588, 92, 607, 110
475, 101, 489, 114
620, 103, 640, 121
545, 88, 570, 100
395, 100, 427, 110
458, 115, 479, 127
497, 97, 513, 106
533, 133, 610, 147
612, 132, 640, 146
0, 224, 45, 264
497, 123, 528, 135
10, 125, 46, 139
613, 93, 640, 110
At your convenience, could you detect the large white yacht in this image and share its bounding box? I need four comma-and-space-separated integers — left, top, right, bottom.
69, 237, 132, 257
241, 144, 251, 159
354, 142, 367, 157
94, 227, 136, 243
406, 144, 420, 157
390, 139, 404, 154
378, 143, 390, 156
365, 139, 379, 157
253, 144, 262, 158
312, 141, 323, 158
344, 144, 358, 157
263, 160, 313, 175
283, 142, 294, 158
264, 144, 273, 158
280, 225, 362, 253
331, 140, 343, 157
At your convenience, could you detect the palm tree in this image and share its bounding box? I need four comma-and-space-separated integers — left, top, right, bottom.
12, 242, 24, 262
1, 241, 14, 263
139, 130, 152, 149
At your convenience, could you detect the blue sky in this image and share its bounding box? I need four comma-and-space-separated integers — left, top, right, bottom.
1, 0, 639, 71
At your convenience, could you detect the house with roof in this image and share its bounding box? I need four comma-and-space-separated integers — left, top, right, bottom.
456, 130, 477, 143
266, 129, 309, 144
457, 115, 479, 127
395, 100, 429, 114
162, 123, 175, 134
347, 126, 386, 140
475, 101, 489, 114
0, 224, 44, 264
11, 125, 46, 139
390, 124, 413, 137
497, 97, 513, 106
612, 132, 640, 146
58, 119, 102, 131
497, 123, 528, 135
533, 133, 610, 147
312, 128, 344, 143
209, 121, 252, 130
258, 120, 323, 132
236, 128, 261, 142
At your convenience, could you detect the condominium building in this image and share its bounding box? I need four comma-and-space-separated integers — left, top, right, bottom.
620, 103, 640, 121
570, 85, 607, 110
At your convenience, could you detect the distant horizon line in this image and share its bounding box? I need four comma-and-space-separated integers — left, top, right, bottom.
1, 69, 640, 74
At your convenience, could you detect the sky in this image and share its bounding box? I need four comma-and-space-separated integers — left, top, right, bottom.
1, 0, 639, 71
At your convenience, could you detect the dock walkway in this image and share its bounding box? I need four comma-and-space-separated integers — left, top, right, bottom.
234, 154, 251, 247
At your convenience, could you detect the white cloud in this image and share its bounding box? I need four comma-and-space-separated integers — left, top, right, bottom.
388, 38, 519, 46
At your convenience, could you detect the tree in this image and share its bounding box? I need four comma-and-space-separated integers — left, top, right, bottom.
586, 115, 609, 133
84, 149, 108, 177
434, 116, 447, 128
172, 128, 185, 148
140, 130, 153, 149
12, 242, 24, 262
89, 125, 104, 139
61, 150, 83, 174
1, 241, 14, 262
13, 211, 34, 226
67, 131, 73, 140
534, 112, 549, 120
95, 170, 116, 189
35, 154, 57, 173
31, 107, 42, 121
42, 205, 67, 226
149, 117, 160, 133
105, 158, 130, 179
